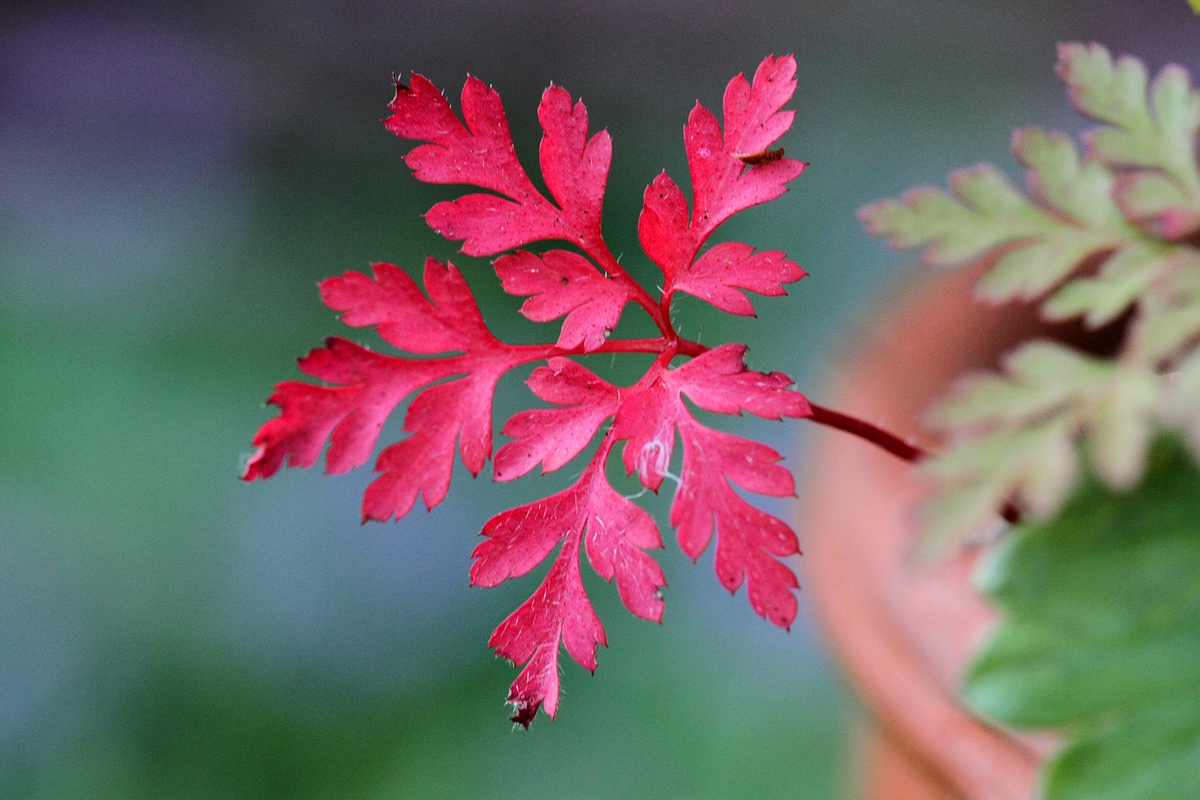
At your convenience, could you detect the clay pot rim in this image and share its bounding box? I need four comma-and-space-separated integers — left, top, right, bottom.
798, 264, 1066, 799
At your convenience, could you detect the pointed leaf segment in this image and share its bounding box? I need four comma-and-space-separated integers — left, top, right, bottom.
246, 56, 811, 724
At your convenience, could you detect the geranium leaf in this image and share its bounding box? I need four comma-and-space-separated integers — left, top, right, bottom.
537, 84, 611, 247
637, 172, 693, 284
243, 338, 447, 479
494, 250, 634, 352
250, 56, 812, 723
862, 146, 1133, 304
923, 341, 1165, 543
689, 54, 806, 242
672, 343, 812, 420
860, 166, 1047, 266
244, 259, 535, 522
362, 363, 508, 521
612, 346, 808, 627
672, 418, 800, 629
1057, 43, 1200, 238
865, 47, 1200, 548
385, 74, 533, 196
494, 358, 620, 481
614, 344, 810, 489
672, 242, 805, 316
387, 74, 612, 257
472, 445, 665, 725
321, 259, 498, 353
638, 55, 806, 294
1043, 243, 1168, 328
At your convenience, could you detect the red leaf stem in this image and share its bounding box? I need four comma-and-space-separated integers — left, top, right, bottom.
806, 403, 928, 463
805, 403, 1023, 524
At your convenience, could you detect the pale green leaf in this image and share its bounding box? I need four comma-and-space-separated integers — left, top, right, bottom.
921, 476, 1012, 549
924, 416, 1078, 521
1043, 242, 1169, 327
1138, 248, 1200, 360
923, 338, 1171, 542
1113, 171, 1200, 239
860, 166, 1058, 267
975, 233, 1121, 303
931, 341, 1109, 429
1058, 43, 1200, 203
1149, 65, 1200, 192
1118, 171, 1190, 219
949, 164, 1032, 215
863, 130, 1133, 304
1144, 303, 1200, 361
1013, 128, 1128, 229
920, 420, 1079, 550
1087, 365, 1158, 488
1021, 423, 1083, 516
1057, 43, 1149, 134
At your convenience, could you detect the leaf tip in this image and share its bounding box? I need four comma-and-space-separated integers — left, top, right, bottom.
507, 689, 546, 729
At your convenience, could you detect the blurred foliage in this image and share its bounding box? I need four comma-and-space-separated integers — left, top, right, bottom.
965, 437, 1200, 799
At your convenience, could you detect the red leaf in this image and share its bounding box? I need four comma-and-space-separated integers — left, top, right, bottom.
321, 259, 498, 353
244, 259, 537, 523
611, 346, 807, 627
473, 446, 665, 725
723, 55, 801, 160
691, 54, 805, 240
489, 536, 599, 726
243, 338, 446, 480
537, 84, 611, 248
495, 250, 635, 351
424, 194, 569, 257
637, 54, 806, 291
637, 172, 693, 285
672, 417, 800, 629
251, 56, 815, 722
612, 368, 680, 493
363, 363, 508, 521
494, 358, 620, 481
672, 343, 812, 420
672, 241, 805, 316
387, 75, 613, 258
474, 448, 665, 615
385, 74, 534, 197
614, 345, 811, 489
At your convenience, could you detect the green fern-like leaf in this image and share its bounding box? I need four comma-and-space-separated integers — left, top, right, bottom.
1058, 42, 1200, 238
1042, 242, 1168, 328
864, 43, 1200, 544
861, 143, 1134, 304
922, 341, 1158, 542
859, 166, 1053, 266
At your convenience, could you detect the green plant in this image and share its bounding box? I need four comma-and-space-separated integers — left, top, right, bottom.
864, 42, 1200, 798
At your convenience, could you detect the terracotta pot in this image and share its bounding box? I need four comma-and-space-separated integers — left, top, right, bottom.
800, 265, 1065, 799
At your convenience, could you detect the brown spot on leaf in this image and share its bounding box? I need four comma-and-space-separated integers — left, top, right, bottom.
734, 147, 785, 166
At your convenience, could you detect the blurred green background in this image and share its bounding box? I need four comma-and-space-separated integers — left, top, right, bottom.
0, 1, 1195, 797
